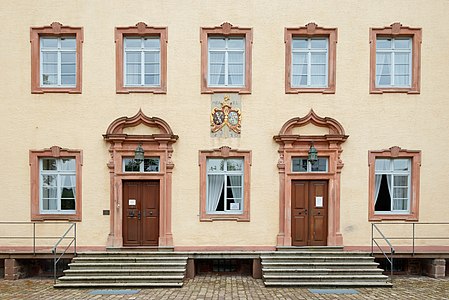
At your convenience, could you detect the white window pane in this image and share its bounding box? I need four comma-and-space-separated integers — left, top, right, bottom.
393, 187, 408, 198
227, 187, 242, 199
292, 38, 307, 49
394, 64, 409, 75
292, 158, 308, 172
126, 63, 141, 74
375, 159, 390, 171
226, 159, 243, 171
210, 75, 225, 85
376, 53, 391, 64
227, 38, 244, 49
43, 199, 58, 210
61, 52, 76, 63
311, 64, 326, 75
394, 175, 408, 187
61, 158, 76, 171
61, 175, 76, 188
143, 158, 160, 172
209, 38, 226, 49
393, 159, 409, 171
311, 53, 326, 64
43, 187, 57, 198
394, 75, 410, 86
292, 64, 306, 75
42, 75, 57, 85
393, 199, 408, 211
292, 75, 307, 86
42, 159, 57, 170
125, 38, 141, 48
61, 64, 75, 74
41, 38, 58, 48
209, 52, 225, 63
292, 53, 307, 64
143, 38, 160, 49
144, 52, 159, 63
42, 63, 57, 74
376, 64, 391, 76
126, 52, 141, 63
210, 63, 225, 74
61, 75, 76, 85
145, 74, 160, 85
145, 63, 159, 74
394, 38, 411, 49
311, 38, 327, 49
395, 53, 410, 64
228, 63, 243, 74
377, 38, 392, 49
311, 75, 326, 86
228, 74, 243, 85
42, 52, 57, 63
126, 75, 141, 85
60, 38, 76, 49
377, 75, 391, 85
207, 159, 225, 172
228, 52, 244, 63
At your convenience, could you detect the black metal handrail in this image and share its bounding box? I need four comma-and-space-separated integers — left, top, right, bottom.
51, 223, 77, 283
371, 222, 449, 283
0, 222, 76, 283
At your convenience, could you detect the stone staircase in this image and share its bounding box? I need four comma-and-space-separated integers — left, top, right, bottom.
54, 251, 187, 288
261, 246, 391, 287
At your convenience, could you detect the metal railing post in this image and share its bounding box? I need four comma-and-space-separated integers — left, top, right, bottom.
391, 253, 394, 283
74, 223, 77, 256
371, 223, 374, 256
33, 223, 36, 255
412, 223, 415, 256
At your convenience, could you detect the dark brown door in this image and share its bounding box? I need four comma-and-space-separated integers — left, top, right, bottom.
292, 180, 328, 246
123, 180, 159, 246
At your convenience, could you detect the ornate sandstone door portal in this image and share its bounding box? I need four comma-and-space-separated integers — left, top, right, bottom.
104, 110, 178, 248
274, 110, 348, 247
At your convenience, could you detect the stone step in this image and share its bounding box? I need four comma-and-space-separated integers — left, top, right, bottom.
79, 251, 185, 256
68, 262, 186, 270
261, 262, 379, 269
58, 275, 184, 283
54, 282, 183, 288
263, 274, 388, 281
276, 246, 344, 252
261, 252, 373, 258
64, 269, 185, 276
72, 256, 188, 264
264, 281, 392, 287
262, 268, 384, 275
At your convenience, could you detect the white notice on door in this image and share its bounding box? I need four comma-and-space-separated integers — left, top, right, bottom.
315, 196, 323, 207
128, 199, 136, 206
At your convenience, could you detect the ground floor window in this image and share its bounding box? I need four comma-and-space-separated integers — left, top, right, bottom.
199, 147, 251, 221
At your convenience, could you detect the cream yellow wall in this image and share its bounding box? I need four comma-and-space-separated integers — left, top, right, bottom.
0, 0, 448, 248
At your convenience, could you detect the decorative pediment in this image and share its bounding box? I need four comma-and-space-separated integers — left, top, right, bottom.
278, 109, 346, 136
103, 109, 178, 143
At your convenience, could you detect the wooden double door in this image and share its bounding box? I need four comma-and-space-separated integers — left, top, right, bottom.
291, 180, 328, 246
123, 180, 159, 246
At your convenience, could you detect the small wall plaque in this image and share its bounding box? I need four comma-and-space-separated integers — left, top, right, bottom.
102, 210, 110, 215
129, 199, 136, 206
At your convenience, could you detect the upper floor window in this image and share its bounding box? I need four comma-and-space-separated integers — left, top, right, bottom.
285, 23, 337, 94
368, 147, 421, 221
30, 146, 83, 221
201, 22, 253, 94
208, 37, 245, 87
30, 22, 83, 94
115, 22, 167, 94
370, 23, 422, 94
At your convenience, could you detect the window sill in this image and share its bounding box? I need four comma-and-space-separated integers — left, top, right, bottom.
370, 88, 420, 94
200, 213, 249, 222
117, 87, 166, 94
31, 214, 81, 221
369, 214, 418, 222
201, 86, 251, 94
286, 87, 335, 94
31, 87, 82, 94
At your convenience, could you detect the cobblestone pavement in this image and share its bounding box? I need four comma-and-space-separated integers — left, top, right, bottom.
0, 275, 448, 300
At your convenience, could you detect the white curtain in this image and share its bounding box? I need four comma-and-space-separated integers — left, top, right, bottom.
386, 174, 392, 201
376, 52, 391, 85
374, 174, 382, 205
207, 175, 224, 212
209, 52, 225, 85
227, 52, 244, 85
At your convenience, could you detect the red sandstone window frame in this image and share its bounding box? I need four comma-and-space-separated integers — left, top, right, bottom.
29, 146, 83, 221
368, 147, 421, 221
199, 147, 251, 221
30, 22, 83, 94
200, 22, 253, 94
285, 23, 337, 94
115, 22, 168, 94
370, 23, 422, 94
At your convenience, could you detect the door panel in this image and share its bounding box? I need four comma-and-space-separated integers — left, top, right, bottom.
292, 180, 328, 246
123, 181, 159, 246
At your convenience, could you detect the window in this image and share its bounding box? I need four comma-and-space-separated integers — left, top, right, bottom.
201, 22, 253, 94
292, 157, 328, 172
199, 147, 251, 221
370, 23, 422, 94
30, 22, 83, 94
285, 23, 337, 93
123, 157, 160, 172
30, 146, 82, 221
115, 22, 167, 93
368, 147, 421, 221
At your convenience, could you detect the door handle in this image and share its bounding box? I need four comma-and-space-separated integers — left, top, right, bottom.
138, 210, 141, 220
129, 210, 134, 217
304, 209, 308, 215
